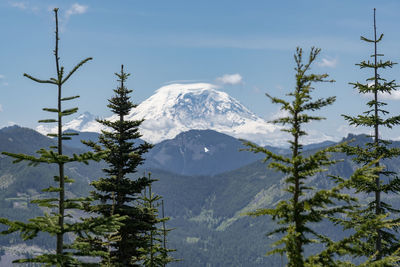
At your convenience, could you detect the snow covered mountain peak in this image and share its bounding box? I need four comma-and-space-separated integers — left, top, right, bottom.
121, 83, 280, 145
142, 83, 236, 118
132, 83, 260, 127
36, 83, 289, 146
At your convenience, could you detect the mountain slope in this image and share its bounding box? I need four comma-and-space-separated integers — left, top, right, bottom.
0, 126, 105, 252
0, 126, 283, 265
29, 126, 340, 176
144, 129, 264, 175
151, 135, 400, 266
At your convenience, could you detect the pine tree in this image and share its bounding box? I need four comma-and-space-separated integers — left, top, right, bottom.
83, 65, 155, 266
339, 8, 400, 262
243, 47, 353, 267
138, 173, 176, 266
0, 8, 123, 265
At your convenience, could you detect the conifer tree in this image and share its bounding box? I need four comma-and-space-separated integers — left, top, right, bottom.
244, 47, 352, 267
0, 8, 123, 265
340, 8, 400, 262
137, 173, 176, 266
83, 65, 155, 266
305, 160, 400, 266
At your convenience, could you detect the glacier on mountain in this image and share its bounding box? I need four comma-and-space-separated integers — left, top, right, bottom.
36, 83, 335, 146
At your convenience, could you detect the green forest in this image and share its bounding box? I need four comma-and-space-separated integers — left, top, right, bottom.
2, 6, 400, 267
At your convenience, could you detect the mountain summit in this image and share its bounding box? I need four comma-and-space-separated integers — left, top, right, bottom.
37, 83, 283, 145
118, 83, 280, 145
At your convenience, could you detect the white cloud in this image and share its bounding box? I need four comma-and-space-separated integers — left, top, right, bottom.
9, 2, 39, 13
216, 73, 243, 85
380, 91, 400, 100
269, 108, 290, 121
360, 82, 400, 100
65, 3, 88, 19
0, 104, 3, 112
318, 57, 338, 68
56, 3, 89, 32
10, 2, 27, 10
0, 75, 8, 86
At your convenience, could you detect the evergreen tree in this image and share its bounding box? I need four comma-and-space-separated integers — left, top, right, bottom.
339, 8, 400, 262
305, 160, 400, 266
0, 8, 123, 265
137, 173, 176, 266
83, 65, 155, 266
243, 47, 352, 267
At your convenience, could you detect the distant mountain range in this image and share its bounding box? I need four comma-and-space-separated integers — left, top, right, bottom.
0, 126, 390, 266
35, 83, 337, 147
56, 128, 335, 176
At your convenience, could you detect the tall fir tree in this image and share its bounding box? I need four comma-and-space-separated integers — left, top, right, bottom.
0, 8, 123, 265
83, 65, 155, 266
243, 47, 354, 267
340, 8, 400, 262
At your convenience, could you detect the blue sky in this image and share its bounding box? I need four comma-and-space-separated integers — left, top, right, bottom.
2, 0, 400, 141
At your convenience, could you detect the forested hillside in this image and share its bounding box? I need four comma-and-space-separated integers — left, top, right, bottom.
1, 126, 400, 265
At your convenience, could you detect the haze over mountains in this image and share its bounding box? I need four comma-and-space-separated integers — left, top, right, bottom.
35, 83, 337, 147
